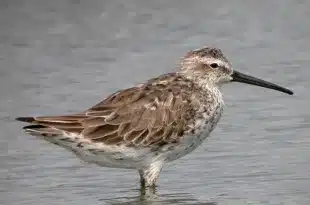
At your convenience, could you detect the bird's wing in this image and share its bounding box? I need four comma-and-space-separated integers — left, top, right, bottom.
17, 81, 197, 147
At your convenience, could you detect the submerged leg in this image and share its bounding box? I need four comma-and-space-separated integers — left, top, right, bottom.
139, 170, 147, 188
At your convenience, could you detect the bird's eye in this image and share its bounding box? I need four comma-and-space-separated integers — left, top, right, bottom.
210, 63, 219, 68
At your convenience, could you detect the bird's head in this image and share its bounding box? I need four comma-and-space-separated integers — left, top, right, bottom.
178, 47, 293, 95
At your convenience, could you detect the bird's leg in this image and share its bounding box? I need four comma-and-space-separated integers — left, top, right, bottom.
139, 170, 147, 189
138, 169, 158, 189
138, 170, 157, 197
138, 161, 163, 190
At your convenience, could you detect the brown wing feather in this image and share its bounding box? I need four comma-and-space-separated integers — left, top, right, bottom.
17, 74, 198, 147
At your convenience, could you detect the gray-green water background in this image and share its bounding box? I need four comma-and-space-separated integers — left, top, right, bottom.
1, 0, 309, 204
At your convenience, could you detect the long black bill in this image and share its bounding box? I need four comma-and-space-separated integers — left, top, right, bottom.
231, 70, 293, 95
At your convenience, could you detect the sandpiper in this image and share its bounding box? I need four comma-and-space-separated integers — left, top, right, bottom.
16, 47, 293, 189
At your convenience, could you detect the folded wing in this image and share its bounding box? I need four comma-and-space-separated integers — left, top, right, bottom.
16, 80, 196, 147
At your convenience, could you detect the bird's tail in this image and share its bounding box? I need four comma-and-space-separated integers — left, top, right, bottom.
15, 115, 84, 137
16, 117, 62, 137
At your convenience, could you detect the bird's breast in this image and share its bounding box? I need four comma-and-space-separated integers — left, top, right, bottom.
190, 102, 223, 141
163, 102, 224, 162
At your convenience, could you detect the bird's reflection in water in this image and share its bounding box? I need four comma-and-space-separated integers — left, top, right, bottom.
102, 187, 217, 205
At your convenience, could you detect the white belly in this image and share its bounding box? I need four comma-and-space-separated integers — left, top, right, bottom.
42, 135, 156, 169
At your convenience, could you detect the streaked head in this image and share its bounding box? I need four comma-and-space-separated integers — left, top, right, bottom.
179, 47, 293, 95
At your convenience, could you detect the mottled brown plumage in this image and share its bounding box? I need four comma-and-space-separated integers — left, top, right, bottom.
18, 73, 217, 148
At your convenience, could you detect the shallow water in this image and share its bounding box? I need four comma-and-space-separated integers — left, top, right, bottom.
1, 0, 310, 204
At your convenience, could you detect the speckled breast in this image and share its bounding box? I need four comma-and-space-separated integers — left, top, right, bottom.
164, 103, 224, 162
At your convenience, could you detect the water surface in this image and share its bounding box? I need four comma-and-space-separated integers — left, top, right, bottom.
1, 0, 310, 204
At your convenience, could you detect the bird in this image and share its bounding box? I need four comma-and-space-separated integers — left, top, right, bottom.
16, 47, 293, 189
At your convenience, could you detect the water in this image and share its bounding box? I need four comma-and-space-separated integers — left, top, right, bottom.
1, 0, 310, 204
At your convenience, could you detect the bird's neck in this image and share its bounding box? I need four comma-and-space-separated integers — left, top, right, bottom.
203, 83, 224, 107
177, 72, 224, 104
